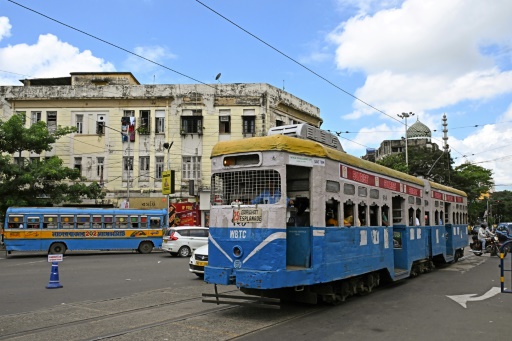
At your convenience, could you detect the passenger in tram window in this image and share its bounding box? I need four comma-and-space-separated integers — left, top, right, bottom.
326, 210, 338, 226
415, 215, 420, 226
382, 211, 389, 226
251, 180, 281, 204
344, 206, 360, 227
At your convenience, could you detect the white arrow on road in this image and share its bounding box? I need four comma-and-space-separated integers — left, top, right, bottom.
447, 287, 501, 308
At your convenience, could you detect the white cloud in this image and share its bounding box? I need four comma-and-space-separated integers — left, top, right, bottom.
0, 17, 12, 42
122, 45, 176, 75
0, 33, 115, 85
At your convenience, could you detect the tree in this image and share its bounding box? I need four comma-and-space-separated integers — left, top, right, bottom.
450, 163, 494, 225
0, 113, 104, 219
376, 153, 408, 173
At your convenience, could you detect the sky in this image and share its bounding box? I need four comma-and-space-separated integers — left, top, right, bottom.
1, 0, 512, 191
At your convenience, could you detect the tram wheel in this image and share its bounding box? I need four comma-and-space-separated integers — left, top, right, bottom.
138, 241, 153, 254
49, 242, 66, 255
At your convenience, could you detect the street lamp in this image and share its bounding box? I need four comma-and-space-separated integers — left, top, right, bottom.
397, 112, 415, 169
163, 142, 173, 215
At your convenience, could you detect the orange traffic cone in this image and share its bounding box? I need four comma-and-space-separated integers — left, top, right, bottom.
46, 262, 63, 289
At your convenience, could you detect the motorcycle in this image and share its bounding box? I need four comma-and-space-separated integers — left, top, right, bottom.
470, 234, 500, 256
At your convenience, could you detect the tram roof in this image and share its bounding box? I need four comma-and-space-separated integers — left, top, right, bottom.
211, 135, 467, 197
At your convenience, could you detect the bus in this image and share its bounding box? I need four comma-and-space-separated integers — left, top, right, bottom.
3, 207, 168, 255
203, 124, 468, 306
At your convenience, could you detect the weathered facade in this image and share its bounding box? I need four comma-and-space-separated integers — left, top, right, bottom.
0, 72, 321, 223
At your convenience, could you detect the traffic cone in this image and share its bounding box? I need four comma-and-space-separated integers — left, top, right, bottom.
46, 262, 63, 289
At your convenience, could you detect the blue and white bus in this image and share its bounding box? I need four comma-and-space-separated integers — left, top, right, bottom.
3, 207, 168, 255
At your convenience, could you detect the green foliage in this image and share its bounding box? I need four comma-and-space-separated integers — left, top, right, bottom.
376, 153, 408, 173
0, 113, 104, 219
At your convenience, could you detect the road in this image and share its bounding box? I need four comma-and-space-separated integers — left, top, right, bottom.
1, 248, 511, 341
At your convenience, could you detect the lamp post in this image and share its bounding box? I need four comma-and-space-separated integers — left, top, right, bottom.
397, 112, 415, 169
163, 142, 173, 216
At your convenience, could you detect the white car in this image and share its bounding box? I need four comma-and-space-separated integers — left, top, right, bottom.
161, 226, 209, 257
189, 244, 208, 278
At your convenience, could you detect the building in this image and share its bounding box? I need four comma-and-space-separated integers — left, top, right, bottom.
0, 72, 322, 225
363, 117, 440, 162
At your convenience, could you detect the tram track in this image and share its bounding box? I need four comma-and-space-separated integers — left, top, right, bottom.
0, 285, 321, 341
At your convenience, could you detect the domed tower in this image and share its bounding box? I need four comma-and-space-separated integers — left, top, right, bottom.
407, 118, 431, 141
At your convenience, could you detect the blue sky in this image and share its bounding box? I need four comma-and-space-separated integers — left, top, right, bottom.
1, 0, 512, 190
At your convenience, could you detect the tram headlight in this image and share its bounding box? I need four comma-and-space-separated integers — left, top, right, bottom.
233, 245, 243, 258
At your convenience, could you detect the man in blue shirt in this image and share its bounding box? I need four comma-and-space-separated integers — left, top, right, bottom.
251, 181, 282, 204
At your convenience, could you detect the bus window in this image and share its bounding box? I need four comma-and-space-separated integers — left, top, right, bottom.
150, 217, 161, 228
105, 216, 114, 229
61, 215, 74, 229
92, 215, 103, 229
116, 216, 128, 229
140, 216, 148, 228
77, 215, 90, 229
130, 216, 139, 228
44, 215, 58, 229
27, 217, 40, 229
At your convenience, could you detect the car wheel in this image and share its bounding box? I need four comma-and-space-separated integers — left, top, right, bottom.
178, 246, 191, 257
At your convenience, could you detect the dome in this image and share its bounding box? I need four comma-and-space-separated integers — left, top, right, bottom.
407, 119, 431, 139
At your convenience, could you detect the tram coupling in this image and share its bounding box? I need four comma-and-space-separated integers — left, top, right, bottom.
202, 285, 280, 309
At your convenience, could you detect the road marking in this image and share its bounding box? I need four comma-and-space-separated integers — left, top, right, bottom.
447, 287, 501, 308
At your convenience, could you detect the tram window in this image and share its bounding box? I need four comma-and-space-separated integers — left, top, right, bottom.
343, 184, 355, 195
393, 231, 402, 248
370, 189, 379, 199
408, 196, 414, 204
435, 201, 439, 207
326, 180, 340, 193
424, 200, 429, 206
369, 205, 379, 226
416, 197, 421, 205
358, 186, 367, 197
223, 154, 260, 167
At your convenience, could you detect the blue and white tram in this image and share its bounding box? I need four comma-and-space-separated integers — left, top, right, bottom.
204, 124, 468, 305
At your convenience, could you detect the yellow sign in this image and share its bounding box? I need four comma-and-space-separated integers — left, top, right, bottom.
162, 170, 171, 195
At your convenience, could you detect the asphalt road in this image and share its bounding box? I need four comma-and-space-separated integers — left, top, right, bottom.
1, 247, 511, 341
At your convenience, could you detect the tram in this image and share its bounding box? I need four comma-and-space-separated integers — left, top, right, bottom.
203, 124, 468, 306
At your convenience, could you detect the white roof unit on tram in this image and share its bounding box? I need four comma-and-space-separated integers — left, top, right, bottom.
268, 124, 344, 152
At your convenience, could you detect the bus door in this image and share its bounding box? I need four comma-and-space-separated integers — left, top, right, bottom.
286, 165, 311, 268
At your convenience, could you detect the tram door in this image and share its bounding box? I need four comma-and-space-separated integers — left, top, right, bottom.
286, 165, 311, 268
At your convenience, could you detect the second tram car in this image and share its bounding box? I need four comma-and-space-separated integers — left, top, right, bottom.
203, 124, 468, 306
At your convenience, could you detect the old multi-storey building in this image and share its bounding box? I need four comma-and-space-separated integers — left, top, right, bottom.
0, 72, 321, 224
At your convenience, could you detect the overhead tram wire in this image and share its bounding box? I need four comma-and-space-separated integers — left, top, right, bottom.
7, 0, 215, 90
194, 0, 402, 125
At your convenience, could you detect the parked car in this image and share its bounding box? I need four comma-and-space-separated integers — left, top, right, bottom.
161, 226, 209, 257
189, 244, 208, 278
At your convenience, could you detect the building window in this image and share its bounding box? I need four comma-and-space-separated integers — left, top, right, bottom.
13, 157, 24, 167
74, 157, 82, 174
155, 156, 164, 180
47, 111, 57, 133
97, 157, 104, 178
219, 115, 231, 134
155, 110, 165, 134
242, 116, 255, 134
121, 116, 136, 142
140, 156, 150, 173
182, 156, 201, 180
76, 115, 84, 134
181, 114, 203, 134
139, 110, 151, 135
123, 156, 134, 180
96, 115, 105, 135
31, 111, 41, 125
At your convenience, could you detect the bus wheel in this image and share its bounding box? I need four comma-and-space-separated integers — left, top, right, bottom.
49, 243, 66, 255
138, 241, 153, 254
